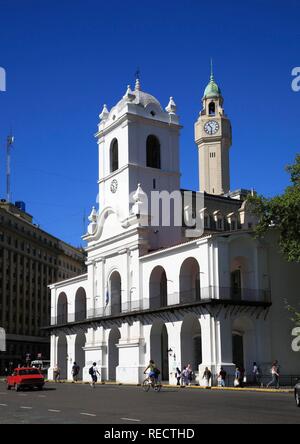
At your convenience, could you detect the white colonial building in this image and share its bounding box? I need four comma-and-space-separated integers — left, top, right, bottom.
48, 73, 300, 385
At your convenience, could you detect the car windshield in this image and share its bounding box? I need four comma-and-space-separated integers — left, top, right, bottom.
18, 369, 40, 376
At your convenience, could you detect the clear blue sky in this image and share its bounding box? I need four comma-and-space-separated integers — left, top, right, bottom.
0, 0, 299, 246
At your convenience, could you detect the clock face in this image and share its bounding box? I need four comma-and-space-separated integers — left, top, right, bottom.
110, 179, 118, 194
204, 120, 220, 135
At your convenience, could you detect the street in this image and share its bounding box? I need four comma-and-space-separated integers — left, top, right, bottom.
0, 382, 299, 424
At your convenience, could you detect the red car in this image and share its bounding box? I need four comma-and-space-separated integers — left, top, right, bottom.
7, 367, 45, 391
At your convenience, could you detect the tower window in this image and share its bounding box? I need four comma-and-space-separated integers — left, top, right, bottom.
153, 179, 156, 189
209, 102, 216, 116
110, 139, 119, 173
146, 135, 161, 169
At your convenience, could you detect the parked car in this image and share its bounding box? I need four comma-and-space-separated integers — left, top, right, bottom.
7, 367, 45, 392
295, 382, 300, 407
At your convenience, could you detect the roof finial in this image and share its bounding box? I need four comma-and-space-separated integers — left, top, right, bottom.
135, 68, 141, 91
210, 58, 214, 82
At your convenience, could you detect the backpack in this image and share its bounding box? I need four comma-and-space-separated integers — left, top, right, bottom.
89, 366, 94, 376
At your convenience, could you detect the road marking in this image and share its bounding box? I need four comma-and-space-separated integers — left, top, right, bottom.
48, 409, 61, 413
80, 413, 97, 417
20, 406, 33, 410
121, 418, 141, 422
0, 403, 8, 407
38, 395, 46, 398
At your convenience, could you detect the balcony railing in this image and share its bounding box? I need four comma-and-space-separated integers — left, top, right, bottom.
51, 287, 271, 326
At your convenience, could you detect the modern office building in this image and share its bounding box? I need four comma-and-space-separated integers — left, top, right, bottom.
0, 200, 86, 372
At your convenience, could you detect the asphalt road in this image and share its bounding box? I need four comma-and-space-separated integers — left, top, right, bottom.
0, 382, 299, 424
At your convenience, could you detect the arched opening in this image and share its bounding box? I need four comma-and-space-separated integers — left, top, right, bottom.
108, 327, 121, 381
109, 271, 122, 315
149, 266, 168, 309
57, 335, 68, 380
179, 257, 200, 304
75, 288, 87, 321
232, 317, 256, 374
232, 333, 244, 369
181, 313, 202, 377
150, 321, 169, 381
74, 332, 86, 380
57, 293, 68, 325
209, 102, 216, 115
110, 139, 119, 173
146, 135, 161, 169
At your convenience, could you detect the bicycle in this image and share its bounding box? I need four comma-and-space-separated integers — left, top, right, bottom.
142, 375, 162, 392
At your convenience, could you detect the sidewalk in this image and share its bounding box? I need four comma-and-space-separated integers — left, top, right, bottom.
43, 380, 293, 394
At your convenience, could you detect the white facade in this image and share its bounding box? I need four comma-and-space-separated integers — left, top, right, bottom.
48, 78, 300, 385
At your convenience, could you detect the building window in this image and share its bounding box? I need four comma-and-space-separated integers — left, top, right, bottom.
209, 102, 215, 115
146, 135, 161, 169
110, 139, 119, 173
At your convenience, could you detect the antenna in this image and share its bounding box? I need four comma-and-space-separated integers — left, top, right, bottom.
6, 133, 14, 203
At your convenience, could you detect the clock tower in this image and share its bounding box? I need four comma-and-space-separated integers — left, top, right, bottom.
195, 66, 232, 195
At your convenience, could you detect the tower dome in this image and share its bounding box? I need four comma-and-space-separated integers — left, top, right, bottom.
203, 74, 221, 99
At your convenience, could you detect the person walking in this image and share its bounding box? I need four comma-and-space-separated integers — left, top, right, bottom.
187, 364, 193, 386
53, 365, 60, 383
267, 361, 280, 389
175, 367, 182, 386
181, 366, 189, 386
89, 362, 101, 388
218, 367, 227, 387
202, 367, 212, 388
234, 367, 242, 387
252, 362, 260, 386
72, 362, 80, 383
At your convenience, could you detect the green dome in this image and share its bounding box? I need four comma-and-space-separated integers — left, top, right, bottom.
203, 75, 221, 99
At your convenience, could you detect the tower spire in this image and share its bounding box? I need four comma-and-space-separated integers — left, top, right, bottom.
210, 58, 214, 82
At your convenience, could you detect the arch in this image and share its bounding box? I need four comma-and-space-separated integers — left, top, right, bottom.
181, 313, 202, 375
179, 257, 201, 304
149, 266, 168, 309
110, 139, 119, 173
150, 320, 169, 381
232, 317, 256, 374
209, 102, 216, 115
109, 271, 122, 315
57, 293, 68, 325
108, 327, 121, 381
75, 287, 87, 322
146, 135, 161, 169
57, 335, 68, 380
74, 332, 86, 380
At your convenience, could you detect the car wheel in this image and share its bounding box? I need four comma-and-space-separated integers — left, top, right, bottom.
296, 392, 300, 408
7, 385, 11, 391
37, 385, 43, 391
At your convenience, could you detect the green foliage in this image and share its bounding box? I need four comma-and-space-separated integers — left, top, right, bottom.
248, 154, 300, 262
285, 300, 300, 327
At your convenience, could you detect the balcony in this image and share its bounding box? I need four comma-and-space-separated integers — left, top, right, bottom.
50, 286, 271, 326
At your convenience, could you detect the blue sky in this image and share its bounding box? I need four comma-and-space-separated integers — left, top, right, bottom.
0, 0, 299, 246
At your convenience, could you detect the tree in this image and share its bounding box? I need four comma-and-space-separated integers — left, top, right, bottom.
248, 154, 300, 263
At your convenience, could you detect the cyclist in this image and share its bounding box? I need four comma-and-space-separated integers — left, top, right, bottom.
144, 360, 160, 386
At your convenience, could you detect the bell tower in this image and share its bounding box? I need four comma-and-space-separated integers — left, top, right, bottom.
195, 64, 232, 195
